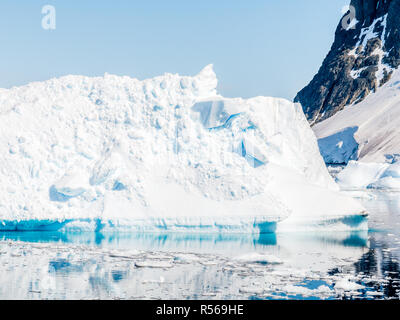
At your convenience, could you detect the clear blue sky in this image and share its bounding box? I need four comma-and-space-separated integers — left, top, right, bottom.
0, 0, 348, 100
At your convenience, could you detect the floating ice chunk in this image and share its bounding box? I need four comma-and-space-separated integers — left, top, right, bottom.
239, 286, 264, 295
233, 253, 282, 265
368, 176, 400, 190
283, 285, 332, 297
142, 276, 166, 284
380, 161, 400, 179
334, 278, 364, 291
236, 138, 268, 168
366, 162, 400, 190
173, 253, 201, 263
336, 160, 400, 190
336, 161, 389, 190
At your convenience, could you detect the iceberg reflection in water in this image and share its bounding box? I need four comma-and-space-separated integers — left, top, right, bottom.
0, 229, 367, 253
0, 191, 399, 300
0, 229, 380, 300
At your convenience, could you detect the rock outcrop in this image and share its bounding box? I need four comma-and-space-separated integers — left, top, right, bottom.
295, 0, 400, 124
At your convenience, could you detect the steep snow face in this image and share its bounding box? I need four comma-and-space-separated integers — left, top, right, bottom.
315, 69, 400, 164
336, 160, 400, 191
0, 65, 363, 232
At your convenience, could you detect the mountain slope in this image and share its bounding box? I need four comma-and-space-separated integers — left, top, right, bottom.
295, 0, 400, 124
314, 68, 400, 164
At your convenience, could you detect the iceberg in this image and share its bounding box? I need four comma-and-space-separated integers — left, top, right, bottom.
0, 65, 365, 232
336, 160, 400, 191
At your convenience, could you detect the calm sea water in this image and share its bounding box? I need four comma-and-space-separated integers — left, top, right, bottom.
0, 191, 399, 300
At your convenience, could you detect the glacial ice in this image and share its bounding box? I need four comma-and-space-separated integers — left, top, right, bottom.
0, 65, 365, 232
191, 99, 242, 129
336, 160, 400, 191
334, 278, 365, 292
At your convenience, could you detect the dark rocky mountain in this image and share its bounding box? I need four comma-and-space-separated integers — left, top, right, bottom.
295, 0, 400, 125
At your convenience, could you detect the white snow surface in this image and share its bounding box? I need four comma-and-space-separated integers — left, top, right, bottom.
0, 65, 364, 232
315, 69, 400, 164
336, 160, 400, 191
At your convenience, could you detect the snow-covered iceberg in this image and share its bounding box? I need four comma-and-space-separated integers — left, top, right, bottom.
336, 160, 400, 191
0, 65, 365, 232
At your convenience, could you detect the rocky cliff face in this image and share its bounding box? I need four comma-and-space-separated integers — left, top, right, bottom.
295, 0, 400, 124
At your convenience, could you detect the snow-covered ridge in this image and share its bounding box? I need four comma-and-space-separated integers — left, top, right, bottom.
0, 65, 365, 232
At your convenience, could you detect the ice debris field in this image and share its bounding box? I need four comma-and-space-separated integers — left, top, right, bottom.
0, 65, 366, 233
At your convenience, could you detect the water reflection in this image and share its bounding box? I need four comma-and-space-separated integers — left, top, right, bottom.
0, 191, 399, 299
0, 230, 369, 255
0, 228, 396, 299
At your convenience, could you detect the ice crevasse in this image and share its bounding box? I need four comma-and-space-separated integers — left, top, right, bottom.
0, 65, 366, 233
